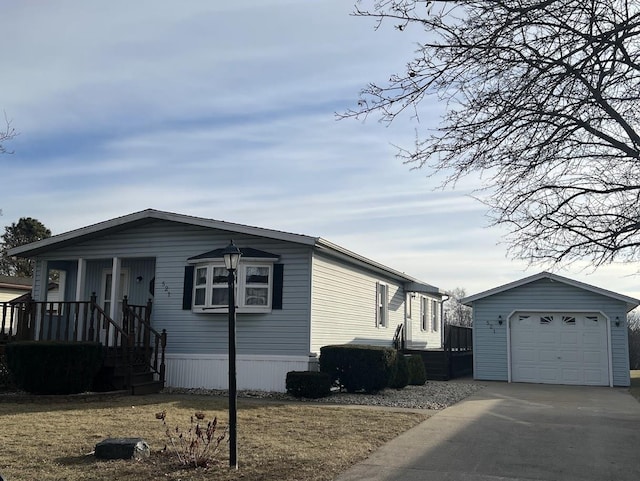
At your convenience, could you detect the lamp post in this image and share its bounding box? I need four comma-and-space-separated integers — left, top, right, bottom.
222, 240, 242, 469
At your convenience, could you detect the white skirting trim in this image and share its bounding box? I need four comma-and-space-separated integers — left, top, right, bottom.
164, 353, 311, 392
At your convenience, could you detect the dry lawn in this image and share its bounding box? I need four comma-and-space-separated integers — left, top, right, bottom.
0, 394, 428, 481
630, 370, 640, 403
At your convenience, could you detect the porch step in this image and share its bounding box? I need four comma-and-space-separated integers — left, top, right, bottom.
131, 380, 164, 395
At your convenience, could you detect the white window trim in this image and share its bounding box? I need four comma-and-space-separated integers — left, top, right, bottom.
192, 261, 273, 314
376, 282, 389, 328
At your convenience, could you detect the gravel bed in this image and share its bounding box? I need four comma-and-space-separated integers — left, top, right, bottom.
163, 381, 485, 411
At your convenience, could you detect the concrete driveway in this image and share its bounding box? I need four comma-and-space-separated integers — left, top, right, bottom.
334, 382, 640, 481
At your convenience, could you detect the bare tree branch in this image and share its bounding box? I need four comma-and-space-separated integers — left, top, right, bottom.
0, 112, 17, 155
343, 0, 640, 267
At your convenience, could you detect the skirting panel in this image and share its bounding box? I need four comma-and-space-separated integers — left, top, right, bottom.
165, 354, 311, 392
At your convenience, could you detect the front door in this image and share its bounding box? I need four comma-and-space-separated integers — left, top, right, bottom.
100, 268, 129, 321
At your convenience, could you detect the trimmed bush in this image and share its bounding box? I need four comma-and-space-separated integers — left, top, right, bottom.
0, 353, 15, 392
286, 371, 331, 398
389, 354, 409, 389
320, 344, 396, 393
407, 355, 427, 386
5, 341, 103, 394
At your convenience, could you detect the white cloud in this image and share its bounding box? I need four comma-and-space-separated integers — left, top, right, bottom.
1, 0, 639, 302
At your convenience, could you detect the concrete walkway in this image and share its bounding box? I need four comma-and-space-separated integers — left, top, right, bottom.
334, 382, 640, 481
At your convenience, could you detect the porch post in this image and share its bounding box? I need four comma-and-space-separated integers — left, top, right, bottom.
33, 260, 49, 340
110, 257, 122, 321
74, 258, 87, 341
75, 258, 86, 301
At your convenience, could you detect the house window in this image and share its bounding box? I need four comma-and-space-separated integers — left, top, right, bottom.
405, 293, 412, 319
46, 269, 66, 314
420, 297, 428, 331
194, 267, 208, 306
431, 299, 438, 332
192, 262, 273, 313
244, 266, 270, 306
376, 282, 389, 328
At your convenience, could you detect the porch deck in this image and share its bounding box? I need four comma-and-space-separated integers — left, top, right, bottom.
0, 295, 166, 394
396, 324, 473, 381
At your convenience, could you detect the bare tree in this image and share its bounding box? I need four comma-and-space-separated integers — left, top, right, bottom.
344, 1, 640, 267
443, 287, 473, 326
0, 114, 17, 155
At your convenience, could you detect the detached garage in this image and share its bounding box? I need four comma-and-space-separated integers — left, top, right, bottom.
462, 272, 639, 387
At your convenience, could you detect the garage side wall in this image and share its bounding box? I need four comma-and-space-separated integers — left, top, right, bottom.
472, 278, 631, 386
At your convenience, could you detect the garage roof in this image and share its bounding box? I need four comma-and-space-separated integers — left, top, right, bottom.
462, 271, 640, 312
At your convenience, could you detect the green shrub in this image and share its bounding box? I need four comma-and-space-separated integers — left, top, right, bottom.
285, 371, 331, 398
5, 341, 103, 394
407, 355, 427, 386
389, 354, 409, 389
319, 344, 396, 393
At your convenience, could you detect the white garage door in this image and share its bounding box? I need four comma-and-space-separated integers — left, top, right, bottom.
510, 312, 610, 386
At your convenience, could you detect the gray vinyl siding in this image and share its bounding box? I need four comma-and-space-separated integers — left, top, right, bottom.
309, 252, 405, 355
472, 278, 631, 386
30, 219, 313, 357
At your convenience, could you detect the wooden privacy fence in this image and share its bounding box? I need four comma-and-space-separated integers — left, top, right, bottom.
444, 324, 473, 352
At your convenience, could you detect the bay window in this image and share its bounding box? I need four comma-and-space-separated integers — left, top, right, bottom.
191, 262, 273, 313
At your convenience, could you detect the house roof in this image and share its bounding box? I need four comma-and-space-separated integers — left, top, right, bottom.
462, 271, 640, 311
0, 275, 32, 290
187, 247, 280, 263
7, 208, 442, 295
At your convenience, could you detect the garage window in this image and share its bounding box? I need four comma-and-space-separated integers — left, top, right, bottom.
540, 315, 554, 324
562, 316, 576, 325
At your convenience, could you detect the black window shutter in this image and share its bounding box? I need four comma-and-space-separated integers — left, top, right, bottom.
272, 264, 284, 310
182, 265, 194, 310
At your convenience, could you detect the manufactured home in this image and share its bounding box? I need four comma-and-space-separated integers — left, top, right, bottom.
4, 209, 446, 392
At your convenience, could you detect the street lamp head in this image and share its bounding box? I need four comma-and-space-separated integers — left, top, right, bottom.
222, 241, 242, 271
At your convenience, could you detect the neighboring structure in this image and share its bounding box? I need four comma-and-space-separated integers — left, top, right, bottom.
463, 272, 639, 387
0, 275, 32, 303
6, 209, 445, 391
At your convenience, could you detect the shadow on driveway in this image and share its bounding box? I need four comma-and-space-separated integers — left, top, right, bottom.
335, 382, 640, 481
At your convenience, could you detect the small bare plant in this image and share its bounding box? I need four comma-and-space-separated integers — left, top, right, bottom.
156, 410, 228, 468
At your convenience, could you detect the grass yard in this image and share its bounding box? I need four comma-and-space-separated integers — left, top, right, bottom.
0, 394, 428, 481
630, 370, 640, 402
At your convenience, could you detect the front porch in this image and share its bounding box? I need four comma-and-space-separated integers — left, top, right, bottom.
0, 295, 166, 394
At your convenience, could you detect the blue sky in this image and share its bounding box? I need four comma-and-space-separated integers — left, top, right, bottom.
1, 0, 638, 298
